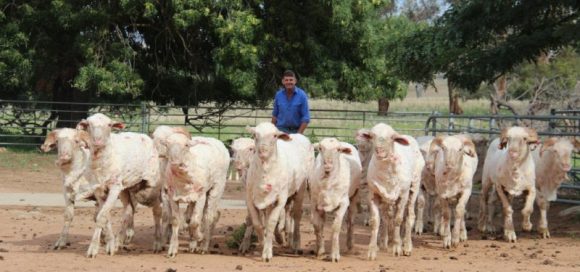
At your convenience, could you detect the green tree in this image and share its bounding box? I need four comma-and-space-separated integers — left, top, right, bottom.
390, 0, 580, 113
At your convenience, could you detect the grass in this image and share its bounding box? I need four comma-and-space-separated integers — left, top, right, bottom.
0, 148, 54, 171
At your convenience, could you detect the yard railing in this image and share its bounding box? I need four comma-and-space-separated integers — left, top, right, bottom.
0, 99, 431, 147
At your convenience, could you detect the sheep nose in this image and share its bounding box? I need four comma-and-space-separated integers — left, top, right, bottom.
58, 154, 72, 161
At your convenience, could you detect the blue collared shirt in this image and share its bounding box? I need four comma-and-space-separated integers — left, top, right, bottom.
272, 87, 310, 130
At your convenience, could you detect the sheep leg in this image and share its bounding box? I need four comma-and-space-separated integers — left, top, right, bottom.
346, 192, 358, 251
378, 202, 389, 249
432, 195, 443, 235
262, 195, 287, 262
152, 200, 163, 253
239, 214, 255, 253
478, 179, 496, 234
166, 198, 181, 258
440, 197, 452, 249
311, 208, 326, 259
403, 180, 420, 256
54, 186, 75, 250
521, 188, 535, 232
367, 194, 381, 261
200, 183, 224, 253
188, 194, 207, 253
495, 184, 516, 242
241, 204, 262, 254
116, 190, 134, 249
392, 192, 409, 256
290, 182, 306, 251
536, 195, 550, 238
452, 189, 470, 247
87, 184, 121, 258
330, 198, 349, 262
161, 189, 172, 246
414, 189, 425, 235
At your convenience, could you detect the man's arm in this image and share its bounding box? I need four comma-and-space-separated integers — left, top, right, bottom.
297, 122, 308, 134
272, 94, 279, 125
298, 92, 310, 134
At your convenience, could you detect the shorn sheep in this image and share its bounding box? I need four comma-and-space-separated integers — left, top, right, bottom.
244, 122, 314, 262
77, 113, 163, 258
361, 123, 424, 259
478, 127, 539, 242
162, 131, 230, 257
310, 138, 362, 262
533, 137, 580, 238
41, 128, 93, 250
429, 135, 478, 248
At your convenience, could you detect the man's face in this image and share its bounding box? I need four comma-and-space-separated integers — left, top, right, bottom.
282, 76, 296, 91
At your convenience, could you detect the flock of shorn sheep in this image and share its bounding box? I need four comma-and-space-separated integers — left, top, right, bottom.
39, 113, 579, 262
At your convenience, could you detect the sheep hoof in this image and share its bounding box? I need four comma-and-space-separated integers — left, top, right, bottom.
504, 230, 517, 243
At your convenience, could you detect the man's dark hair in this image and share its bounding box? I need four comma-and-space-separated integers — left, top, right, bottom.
282, 70, 296, 78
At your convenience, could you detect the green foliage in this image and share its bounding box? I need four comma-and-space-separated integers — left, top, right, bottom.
0, 0, 420, 107
226, 224, 256, 249
391, 0, 580, 92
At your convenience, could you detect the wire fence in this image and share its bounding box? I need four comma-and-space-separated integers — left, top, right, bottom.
0, 99, 432, 146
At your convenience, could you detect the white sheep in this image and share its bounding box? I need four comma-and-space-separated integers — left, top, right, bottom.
414, 135, 440, 235
77, 113, 163, 258
362, 123, 424, 259
532, 137, 580, 238
243, 122, 314, 262
429, 135, 477, 248
478, 127, 539, 242
310, 138, 362, 262
41, 128, 94, 249
161, 131, 230, 257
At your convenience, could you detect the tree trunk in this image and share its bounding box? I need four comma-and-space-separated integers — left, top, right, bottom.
378, 98, 390, 116
448, 81, 463, 115
415, 83, 426, 98
53, 67, 89, 128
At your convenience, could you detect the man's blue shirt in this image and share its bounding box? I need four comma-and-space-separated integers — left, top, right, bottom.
272, 87, 310, 129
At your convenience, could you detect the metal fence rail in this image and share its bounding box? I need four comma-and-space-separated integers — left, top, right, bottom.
0, 99, 431, 147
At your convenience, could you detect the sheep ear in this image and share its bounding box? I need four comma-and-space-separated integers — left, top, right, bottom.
498, 127, 510, 149
41, 130, 59, 152
77, 130, 91, 149
429, 137, 443, 154
463, 139, 477, 158
339, 146, 352, 155
312, 143, 320, 152
524, 127, 539, 145
76, 119, 89, 131
111, 122, 125, 130
188, 139, 208, 147
573, 138, 580, 153
277, 132, 291, 141
356, 129, 371, 140
172, 127, 191, 138
393, 134, 409, 146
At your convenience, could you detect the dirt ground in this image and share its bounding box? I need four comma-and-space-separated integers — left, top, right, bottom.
1, 157, 580, 271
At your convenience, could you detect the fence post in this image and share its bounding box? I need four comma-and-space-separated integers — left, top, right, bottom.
218, 108, 222, 140
362, 111, 366, 127
431, 111, 438, 136
549, 108, 556, 132
140, 102, 148, 134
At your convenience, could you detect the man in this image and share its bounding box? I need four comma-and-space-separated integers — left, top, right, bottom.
271, 70, 310, 134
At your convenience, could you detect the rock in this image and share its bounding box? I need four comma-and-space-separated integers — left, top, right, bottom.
433, 257, 439, 260
449, 256, 458, 260
0, 256, 3, 261
0, 249, 8, 253
500, 253, 508, 258
166, 269, 177, 272
463, 244, 469, 248
490, 243, 499, 248
227, 226, 234, 231
235, 265, 243, 270
529, 253, 538, 259
555, 251, 561, 254
422, 257, 431, 260
542, 259, 554, 265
